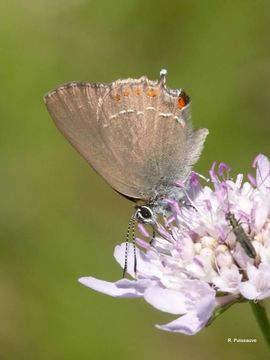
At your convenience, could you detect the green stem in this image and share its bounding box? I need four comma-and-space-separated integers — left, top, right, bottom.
250, 301, 270, 351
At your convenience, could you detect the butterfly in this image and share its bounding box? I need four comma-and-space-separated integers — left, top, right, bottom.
44, 69, 208, 224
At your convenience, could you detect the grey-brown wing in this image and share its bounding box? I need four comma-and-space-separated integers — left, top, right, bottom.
95, 79, 208, 199
44, 80, 208, 201
133, 102, 208, 199
45, 82, 150, 200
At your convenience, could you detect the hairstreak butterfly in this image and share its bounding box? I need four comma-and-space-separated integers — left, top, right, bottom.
44, 69, 208, 225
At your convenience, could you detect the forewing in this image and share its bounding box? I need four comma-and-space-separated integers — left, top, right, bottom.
45, 81, 154, 200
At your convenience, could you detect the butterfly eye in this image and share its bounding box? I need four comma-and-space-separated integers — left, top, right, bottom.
135, 206, 155, 224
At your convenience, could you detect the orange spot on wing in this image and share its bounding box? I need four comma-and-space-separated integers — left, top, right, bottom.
147, 89, 157, 97
177, 97, 186, 109
177, 91, 190, 109
114, 94, 121, 101
123, 90, 130, 96
135, 88, 141, 96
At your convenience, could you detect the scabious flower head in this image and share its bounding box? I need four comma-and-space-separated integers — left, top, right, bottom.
79, 154, 270, 335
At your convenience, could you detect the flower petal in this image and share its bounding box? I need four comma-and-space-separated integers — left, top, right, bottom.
238, 281, 259, 300
156, 304, 214, 336
254, 154, 270, 190
78, 277, 144, 298
156, 312, 202, 335
114, 243, 164, 278
144, 286, 188, 314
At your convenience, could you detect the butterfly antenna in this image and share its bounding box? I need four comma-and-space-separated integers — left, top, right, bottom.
123, 215, 137, 278
132, 218, 137, 275
150, 227, 156, 245
123, 216, 134, 278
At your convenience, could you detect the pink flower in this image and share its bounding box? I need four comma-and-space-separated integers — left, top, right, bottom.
79, 154, 270, 335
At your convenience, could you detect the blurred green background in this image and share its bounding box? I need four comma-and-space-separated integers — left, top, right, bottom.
1, 0, 270, 359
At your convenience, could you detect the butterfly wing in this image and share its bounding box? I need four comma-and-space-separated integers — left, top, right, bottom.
45, 76, 208, 201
